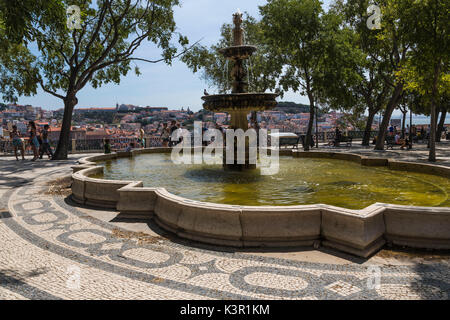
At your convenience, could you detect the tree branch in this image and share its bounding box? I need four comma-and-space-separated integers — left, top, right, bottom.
75, 0, 133, 90
38, 79, 65, 100
75, 0, 110, 70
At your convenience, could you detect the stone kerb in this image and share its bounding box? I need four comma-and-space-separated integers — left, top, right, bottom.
388, 160, 450, 178
70, 149, 450, 257
382, 204, 450, 249
240, 206, 321, 247
116, 182, 159, 219
72, 153, 139, 209
72, 166, 101, 204
320, 204, 386, 258
293, 151, 364, 164
154, 188, 244, 247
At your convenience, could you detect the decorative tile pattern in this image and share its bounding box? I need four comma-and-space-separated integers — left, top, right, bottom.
325, 281, 361, 297
0, 160, 449, 300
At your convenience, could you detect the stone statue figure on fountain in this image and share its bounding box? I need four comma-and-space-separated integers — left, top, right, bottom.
232, 10, 244, 46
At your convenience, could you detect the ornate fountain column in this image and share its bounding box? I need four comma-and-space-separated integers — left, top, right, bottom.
201, 10, 279, 170
230, 11, 249, 133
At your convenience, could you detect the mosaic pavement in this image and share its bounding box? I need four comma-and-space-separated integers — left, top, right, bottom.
0, 157, 449, 300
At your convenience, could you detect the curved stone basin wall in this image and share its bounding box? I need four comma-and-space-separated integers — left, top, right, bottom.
71, 148, 450, 258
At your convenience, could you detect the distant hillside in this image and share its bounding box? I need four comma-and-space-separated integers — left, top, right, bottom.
275, 102, 310, 113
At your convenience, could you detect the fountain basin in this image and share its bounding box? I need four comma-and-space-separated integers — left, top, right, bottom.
71, 149, 450, 257
202, 93, 279, 112
219, 45, 258, 59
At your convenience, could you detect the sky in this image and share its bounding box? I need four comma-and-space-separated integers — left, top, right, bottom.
13, 0, 336, 112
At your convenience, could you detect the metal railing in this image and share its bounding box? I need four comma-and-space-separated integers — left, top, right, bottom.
1, 131, 381, 155
293, 131, 379, 142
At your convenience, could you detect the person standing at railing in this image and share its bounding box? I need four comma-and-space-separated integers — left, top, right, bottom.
104, 139, 112, 154
28, 121, 39, 161
140, 127, 145, 148
39, 125, 53, 159
333, 127, 342, 147
125, 142, 135, 152
10, 125, 25, 161
169, 120, 178, 147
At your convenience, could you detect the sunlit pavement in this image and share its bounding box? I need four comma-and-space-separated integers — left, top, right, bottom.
0, 148, 449, 300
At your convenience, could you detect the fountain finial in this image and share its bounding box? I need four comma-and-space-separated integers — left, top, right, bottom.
232, 10, 244, 46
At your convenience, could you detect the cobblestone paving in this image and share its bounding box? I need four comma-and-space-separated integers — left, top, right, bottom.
0, 155, 449, 300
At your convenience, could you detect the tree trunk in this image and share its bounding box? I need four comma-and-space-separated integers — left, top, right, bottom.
362, 110, 376, 146
401, 111, 407, 138
429, 105, 437, 161
304, 100, 315, 151
436, 108, 447, 142
409, 109, 413, 149
429, 63, 440, 162
52, 94, 78, 160
374, 84, 404, 150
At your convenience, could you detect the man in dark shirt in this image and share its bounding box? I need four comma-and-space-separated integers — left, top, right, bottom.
169, 120, 178, 147
39, 125, 53, 159
104, 139, 112, 154
334, 127, 342, 147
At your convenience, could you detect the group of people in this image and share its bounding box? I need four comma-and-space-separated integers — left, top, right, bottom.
330, 127, 344, 147
160, 120, 182, 147
388, 125, 435, 149
370, 125, 413, 149
9, 121, 53, 161
103, 127, 146, 154
392, 130, 409, 150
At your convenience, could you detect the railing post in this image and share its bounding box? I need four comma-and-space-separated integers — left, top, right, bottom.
72, 139, 76, 153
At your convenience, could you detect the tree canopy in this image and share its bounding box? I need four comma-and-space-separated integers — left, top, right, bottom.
395, 0, 449, 161
0, 0, 191, 159
182, 13, 281, 94
260, 0, 362, 150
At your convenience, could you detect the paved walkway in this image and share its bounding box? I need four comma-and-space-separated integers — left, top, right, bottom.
0, 149, 449, 300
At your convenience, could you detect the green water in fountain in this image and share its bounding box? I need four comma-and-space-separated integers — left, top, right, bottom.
93, 154, 450, 210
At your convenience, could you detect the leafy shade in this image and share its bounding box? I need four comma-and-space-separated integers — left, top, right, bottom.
260, 0, 362, 150
0, 0, 191, 159
395, 0, 449, 161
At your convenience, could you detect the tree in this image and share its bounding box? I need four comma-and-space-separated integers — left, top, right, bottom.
398, 0, 449, 161
338, 112, 367, 131
330, 0, 391, 146
364, 0, 415, 151
0, 0, 67, 101
261, 0, 361, 151
0, 0, 192, 159
436, 96, 449, 142
182, 13, 281, 95
397, 99, 409, 138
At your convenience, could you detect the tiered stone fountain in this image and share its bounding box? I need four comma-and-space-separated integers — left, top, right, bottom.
201, 10, 279, 170
70, 11, 450, 256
